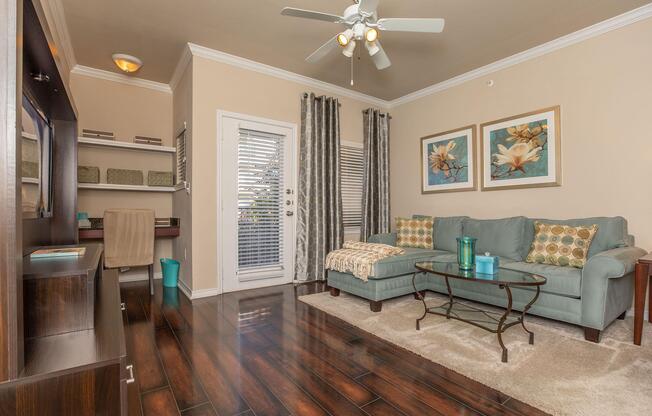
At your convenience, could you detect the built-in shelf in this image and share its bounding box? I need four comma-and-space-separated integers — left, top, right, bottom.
78, 183, 175, 192
78, 137, 176, 154
22, 177, 39, 184
21, 132, 38, 141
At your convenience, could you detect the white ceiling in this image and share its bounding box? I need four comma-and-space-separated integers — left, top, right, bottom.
60, 0, 650, 100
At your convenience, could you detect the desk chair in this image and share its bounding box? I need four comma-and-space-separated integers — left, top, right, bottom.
104, 209, 155, 295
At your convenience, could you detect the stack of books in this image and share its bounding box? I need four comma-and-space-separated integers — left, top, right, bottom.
155, 218, 172, 227
82, 129, 114, 140
134, 136, 162, 146
30, 247, 86, 259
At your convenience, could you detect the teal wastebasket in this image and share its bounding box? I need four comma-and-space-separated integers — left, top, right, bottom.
160, 258, 180, 288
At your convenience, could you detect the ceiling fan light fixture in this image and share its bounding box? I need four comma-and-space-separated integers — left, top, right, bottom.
364, 27, 378, 42
365, 40, 380, 56
112, 53, 143, 73
337, 29, 354, 46
342, 39, 356, 58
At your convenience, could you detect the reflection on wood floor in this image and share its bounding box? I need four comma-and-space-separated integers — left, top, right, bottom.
121, 280, 549, 416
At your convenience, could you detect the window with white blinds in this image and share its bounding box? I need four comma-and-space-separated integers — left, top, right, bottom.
237, 128, 285, 272
176, 129, 187, 184
341, 143, 364, 229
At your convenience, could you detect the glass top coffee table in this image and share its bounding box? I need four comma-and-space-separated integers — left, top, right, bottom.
413, 261, 547, 363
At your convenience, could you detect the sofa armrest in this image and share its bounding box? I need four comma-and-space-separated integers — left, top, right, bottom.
368, 233, 397, 246
583, 246, 647, 280
580, 246, 646, 329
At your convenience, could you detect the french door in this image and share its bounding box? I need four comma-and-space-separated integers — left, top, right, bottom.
219, 112, 296, 293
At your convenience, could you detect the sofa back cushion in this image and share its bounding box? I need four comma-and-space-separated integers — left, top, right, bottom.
522, 216, 628, 259
463, 216, 528, 261
412, 215, 467, 253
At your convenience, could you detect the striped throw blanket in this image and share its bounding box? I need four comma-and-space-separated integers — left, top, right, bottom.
325, 241, 405, 282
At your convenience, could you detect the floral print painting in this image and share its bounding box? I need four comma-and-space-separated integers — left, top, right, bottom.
481, 107, 561, 190
421, 126, 476, 194
490, 119, 549, 180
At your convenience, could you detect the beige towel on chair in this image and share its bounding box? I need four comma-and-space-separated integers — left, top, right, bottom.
104, 209, 155, 268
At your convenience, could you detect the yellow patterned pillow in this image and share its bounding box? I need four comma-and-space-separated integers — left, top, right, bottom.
526, 222, 598, 268
396, 217, 434, 249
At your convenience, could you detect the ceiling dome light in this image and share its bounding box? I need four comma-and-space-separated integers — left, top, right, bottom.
365, 40, 380, 56
342, 40, 356, 58
112, 53, 143, 73
337, 29, 354, 47
365, 27, 378, 43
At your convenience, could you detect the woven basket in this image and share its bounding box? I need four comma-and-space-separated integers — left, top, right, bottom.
22, 161, 39, 179
148, 171, 173, 187
107, 168, 144, 185
78, 166, 100, 183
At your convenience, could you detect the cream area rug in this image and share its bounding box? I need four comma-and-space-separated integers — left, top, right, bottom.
299, 291, 652, 416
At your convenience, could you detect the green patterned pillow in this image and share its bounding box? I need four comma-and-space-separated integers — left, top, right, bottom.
396, 217, 434, 249
526, 222, 598, 268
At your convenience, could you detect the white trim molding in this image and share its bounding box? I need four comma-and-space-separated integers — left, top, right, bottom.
388, 2, 652, 108
71, 65, 172, 94
188, 43, 388, 108
170, 44, 193, 92
33, 0, 77, 77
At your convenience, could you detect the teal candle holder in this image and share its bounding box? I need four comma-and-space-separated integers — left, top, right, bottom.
456, 236, 477, 271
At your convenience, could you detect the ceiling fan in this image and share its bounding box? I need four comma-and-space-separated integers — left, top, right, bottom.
281, 0, 445, 70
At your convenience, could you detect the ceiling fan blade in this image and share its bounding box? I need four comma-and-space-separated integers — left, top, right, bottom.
306, 36, 340, 63
358, 0, 379, 15
377, 18, 445, 33
281, 7, 343, 23
371, 41, 391, 70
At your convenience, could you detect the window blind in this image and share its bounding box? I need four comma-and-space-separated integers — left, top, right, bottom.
176, 130, 187, 184
237, 128, 284, 272
341, 144, 364, 228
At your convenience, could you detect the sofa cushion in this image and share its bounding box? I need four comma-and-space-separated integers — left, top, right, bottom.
369, 247, 446, 279
502, 261, 582, 298
462, 216, 528, 261
526, 222, 598, 269
522, 217, 628, 260
413, 215, 467, 253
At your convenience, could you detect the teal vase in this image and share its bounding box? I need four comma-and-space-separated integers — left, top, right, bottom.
456, 237, 477, 271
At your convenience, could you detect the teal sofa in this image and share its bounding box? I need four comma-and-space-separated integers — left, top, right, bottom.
327, 216, 646, 342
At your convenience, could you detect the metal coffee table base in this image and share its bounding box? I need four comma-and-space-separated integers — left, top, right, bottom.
412, 272, 540, 363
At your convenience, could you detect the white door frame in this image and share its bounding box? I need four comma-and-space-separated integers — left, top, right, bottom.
216, 110, 298, 293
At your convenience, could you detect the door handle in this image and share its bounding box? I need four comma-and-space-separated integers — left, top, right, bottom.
286, 211, 294, 217
126, 364, 135, 384
120, 302, 126, 311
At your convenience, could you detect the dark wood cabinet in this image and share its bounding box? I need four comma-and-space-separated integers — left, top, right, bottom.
0, 246, 130, 415
22, 245, 103, 338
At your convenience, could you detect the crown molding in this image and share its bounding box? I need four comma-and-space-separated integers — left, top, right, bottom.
71, 65, 172, 94
170, 45, 193, 91
388, 3, 652, 108
187, 43, 389, 108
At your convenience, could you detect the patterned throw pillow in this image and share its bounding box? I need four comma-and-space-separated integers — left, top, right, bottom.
396, 217, 434, 249
526, 222, 598, 268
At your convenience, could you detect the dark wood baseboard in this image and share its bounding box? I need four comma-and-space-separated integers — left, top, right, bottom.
584, 327, 601, 343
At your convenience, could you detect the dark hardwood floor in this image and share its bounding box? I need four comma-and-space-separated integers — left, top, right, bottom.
121, 280, 549, 416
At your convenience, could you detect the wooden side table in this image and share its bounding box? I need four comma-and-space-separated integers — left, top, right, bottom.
634, 253, 652, 345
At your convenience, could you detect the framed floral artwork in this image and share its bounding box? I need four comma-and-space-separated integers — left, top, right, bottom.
421, 125, 476, 194
480, 106, 561, 191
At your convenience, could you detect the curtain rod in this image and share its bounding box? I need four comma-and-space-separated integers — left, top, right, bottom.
362, 109, 392, 119
301, 93, 342, 106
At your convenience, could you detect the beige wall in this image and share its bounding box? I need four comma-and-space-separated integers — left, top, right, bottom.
390, 18, 652, 252
172, 61, 193, 290
190, 55, 378, 291
70, 73, 174, 272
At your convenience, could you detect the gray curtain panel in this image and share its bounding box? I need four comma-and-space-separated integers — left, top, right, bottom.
295, 93, 344, 281
361, 108, 391, 241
